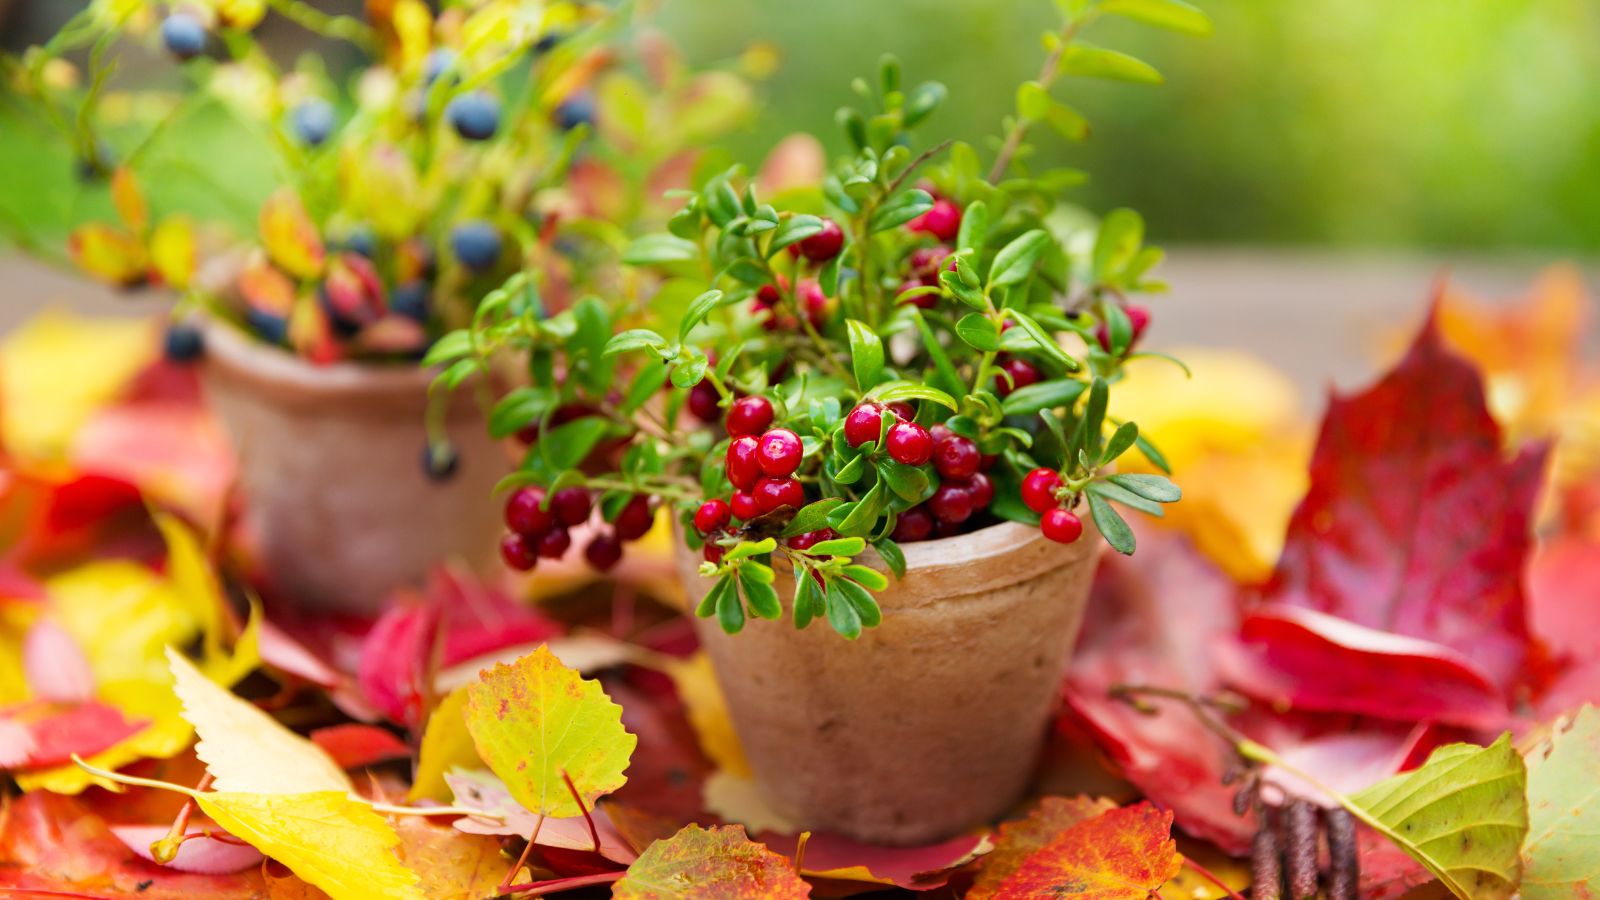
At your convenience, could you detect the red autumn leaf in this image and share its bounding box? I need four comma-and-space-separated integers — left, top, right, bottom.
1525, 535, 1600, 719
612, 823, 811, 899
991, 802, 1182, 900
308, 723, 412, 769
967, 795, 1117, 899
1217, 604, 1508, 729
757, 829, 992, 891
1262, 308, 1548, 689
0, 699, 149, 769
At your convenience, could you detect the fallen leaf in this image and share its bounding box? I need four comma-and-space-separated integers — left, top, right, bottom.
702, 770, 798, 836
1345, 733, 1527, 900
409, 686, 478, 803
1521, 704, 1600, 899
612, 823, 811, 898
0, 311, 156, 461
446, 768, 638, 864
110, 822, 265, 874
758, 829, 993, 891
991, 802, 1182, 900
462, 644, 636, 819
309, 724, 411, 770
0, 699, 147, 769
22, 617, 94, 702
967, 795, 1117, 900
392, 816, 512, 900
1264, 310, 1548, 689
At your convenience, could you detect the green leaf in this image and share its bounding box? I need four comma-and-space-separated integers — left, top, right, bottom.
1102, 421, 1139, 465
739, 569, 781, 620
1000, 378, 1086, 416
1104, 303, 1134, 355
1523, 705, 1600, 900
842, 565, 888, 592
1005, 310, 1080, 373
422, 330, 473, 367
869, 189, 934, 233
1344, 734, 1526, 900
832, 577, 882, 629
1108, 473, 1181, 503
716, 577, 746, 634
846, 319, 885, 390
1093, 208, 1146, 282
604, 329, 669, 357
877, 459, 929, 502
620, 363, 670, 415
1135, 433, 1173, 473
781, 499, 845, 537
1099, 0, 1213, 35
1087, 492, 1135, 555
957, 201, 988, 253
705, 180, 742, 227
670, 350, 709, 389
837, 482, 885, 537
872, 538, 906, 579
697, 573, 733, 618
1016, 81, 1052, 123
538, 417, 611, 472
1044, 100, 1090, 141
768, 214, 825, 255
1076, 377, 1109, 459
678, 290, 729, 341
1086, 479, 1165, 517
622, 234, 699, 265
824, 577, 862, 639
871, 381, 959, 411
724, 537, 777, 563
808, 536, 867, 557
955, 313, 1001, 351
903, 81, 947, 127
793, 573, 823, 630
1059, 46, 1164, 84
988, 229, 1051, 289
939, 269, 987, 311
488, 387, 554, 439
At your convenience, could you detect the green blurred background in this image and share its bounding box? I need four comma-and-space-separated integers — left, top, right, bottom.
4, 0, 1599, 252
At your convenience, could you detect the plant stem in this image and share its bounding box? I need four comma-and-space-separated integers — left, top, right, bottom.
987, 14, 1094, 183
503, 871, 626, 896
1183, 856, 1248, 900
264, 0, 377, 51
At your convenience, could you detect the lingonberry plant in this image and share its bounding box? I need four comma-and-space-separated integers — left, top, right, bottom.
440, 0, 1202, 637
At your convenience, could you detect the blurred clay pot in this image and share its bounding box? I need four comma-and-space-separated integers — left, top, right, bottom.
675, 518, 1101, 845
198, 319, 503, 615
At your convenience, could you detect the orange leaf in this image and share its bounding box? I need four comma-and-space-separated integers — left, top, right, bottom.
111, 167, 149, 234
237, 255, 298, 315
968, 795, 1118, 900
992, 802, 1182, 900
613, 823, 810, 899
258, 189, 325, 280
68, 224, 148, 287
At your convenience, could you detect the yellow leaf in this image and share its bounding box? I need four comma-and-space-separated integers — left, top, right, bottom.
667, 652, 749, 777
0, 311, 156, 461
259, 189, 325, 280
392, 816, 512, 899
391, 0, 433, 72
110, 166, 149, 233
149, 215, 198, 289
166, 647, 352, 795
463, 644, 636, 818
195, 791, 424, 900
409, 686, 479, 803
213, 0, 265, 29
69, 223, 148, 286
49, 561, 198, 687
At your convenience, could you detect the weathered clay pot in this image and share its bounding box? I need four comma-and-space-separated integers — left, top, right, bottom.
198, 319, 504, 615
675, 518, 1101, 845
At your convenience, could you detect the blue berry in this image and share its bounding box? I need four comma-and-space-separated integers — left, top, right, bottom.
449, 221, 502, 272
291, 100, 336, 147
446, 93, 500, 141
422, 48, 458, 86
340, 226, 377, 259
163, 322, 204, 363
391, 281, 431, 322
422, 443, 459, 481
246, 309, 288, 344
554, 92, 595, 131
161, 13, 206, 61
534, 32, 563, 54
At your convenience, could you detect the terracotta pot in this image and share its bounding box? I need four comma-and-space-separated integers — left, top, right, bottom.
675, 518, 1101, 845
198, 319, 504, 615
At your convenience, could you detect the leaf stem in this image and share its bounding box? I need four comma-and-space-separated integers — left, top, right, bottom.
987, 14, 1095, 183
1182, 856, 1247, 900
503, 871, 626, 896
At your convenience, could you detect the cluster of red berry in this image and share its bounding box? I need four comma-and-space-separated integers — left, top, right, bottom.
1021, 467, 1084, 544
746, 218, 846, 331
498, 484, 653, 574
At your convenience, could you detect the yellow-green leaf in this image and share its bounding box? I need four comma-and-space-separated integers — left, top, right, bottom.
462, 645, 635, 818
1523, 705, 1600, 899
613, 823, 811, 899
149, 216, 198, 290
1346, 733, 1527, 900
408, 686, 479, 803
110, 166, 149, 233
258, 189, 325, 280
69, 223, 147, 286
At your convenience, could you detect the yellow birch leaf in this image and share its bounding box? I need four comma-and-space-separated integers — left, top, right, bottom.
462, 644, 636, 818
166, 647, 352, 795
194, 791, 424, 900
69, 223, 148, 286
259, 189, 325, 280
110, 166, 149, 233
409, 686, 480, 803
149, 215, 198, 290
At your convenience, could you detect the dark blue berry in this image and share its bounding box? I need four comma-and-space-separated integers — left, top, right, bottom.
163, 322, 204, 362
554, 92, 595, 131
449, 221, 502, 272
534, 32, 563, 54
75, 141, 114, 182
340, 226, 377, 259
422, 48, 458, 86
245, 309, 288, 344
161, 13, 206, 61
291, 100, 336, 147
421, 443, 459, 481
391, 281, 430, 322
446, 93, 499, 141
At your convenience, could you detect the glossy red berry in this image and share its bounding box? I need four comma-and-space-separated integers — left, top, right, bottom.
928, 483, 973, 524
504, 487, 554, 537
726, 436, 762, 490
537, 527, 572, 559
886, 421, 933, 466
798, 280, 829, 329
844, 403, 885, 447
967, 472, 995, 509
688, 380, 721, 421
703, 542, 726, 564
730, 490, 761, 520
997, 358, 1041, 397
614, 495, 654, 541
892, 506, 934, 542
551, 487, 592, 526
726, 396, 774, 437
1041, 508, 1084, 544
756, 428, 803, 477
755, 275, 788, 308
909, 199, 961, 242
798, 219, 844, 262
788, 528, 836, 551
1021, 467, 1063, 513
584, 532, 623, 570
932, 434, 980, 480
499, 533, 538, 571
753, 476, 805, 514
907, 245, 951, 282
694, 499, 731, 535
887, 401, 915, 421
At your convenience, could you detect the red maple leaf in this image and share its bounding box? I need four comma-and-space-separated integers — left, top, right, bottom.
990, 802, 1182, 900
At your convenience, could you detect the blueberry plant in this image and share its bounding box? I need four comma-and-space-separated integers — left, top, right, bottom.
438, 0, 1205, 637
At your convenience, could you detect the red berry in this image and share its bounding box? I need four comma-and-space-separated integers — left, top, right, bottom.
537, 527, 571, 559
726, 435, 762, 490
932, 434, 980, 480
996, 358, 1041, 397
887, 401, 915, 421
907, 246, 951, 281
928, 483, 973, 524
892, 506, 934, 542
614, 495, 654, 541
504, 487, 554, 537
515, 424, 541, 445
753, 476, 805, 514
843, 403, 885, 447
930, 423, 953, 443
584, 532, 623, 570
909, 199, 961, 242
551, 487, 592, 526
980, 453, 999, 471
798, 279, 829, 329
688, 380, 721, 421
967, 472, 995, 509
1128, 305, 1151, 342
885, 421, 933, 466
1041, 508, 1084, 544
694, 499, 731, 535
726, 395, 774, 437
703, 542, 725, 564
798, 219, 844, 262
730, 490, 761, 520
1021, 467, 1062, 513
788, 528, 836, 551
757, 428, 803, 477
754, 275, 788, 308
499, 533, 538, 571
